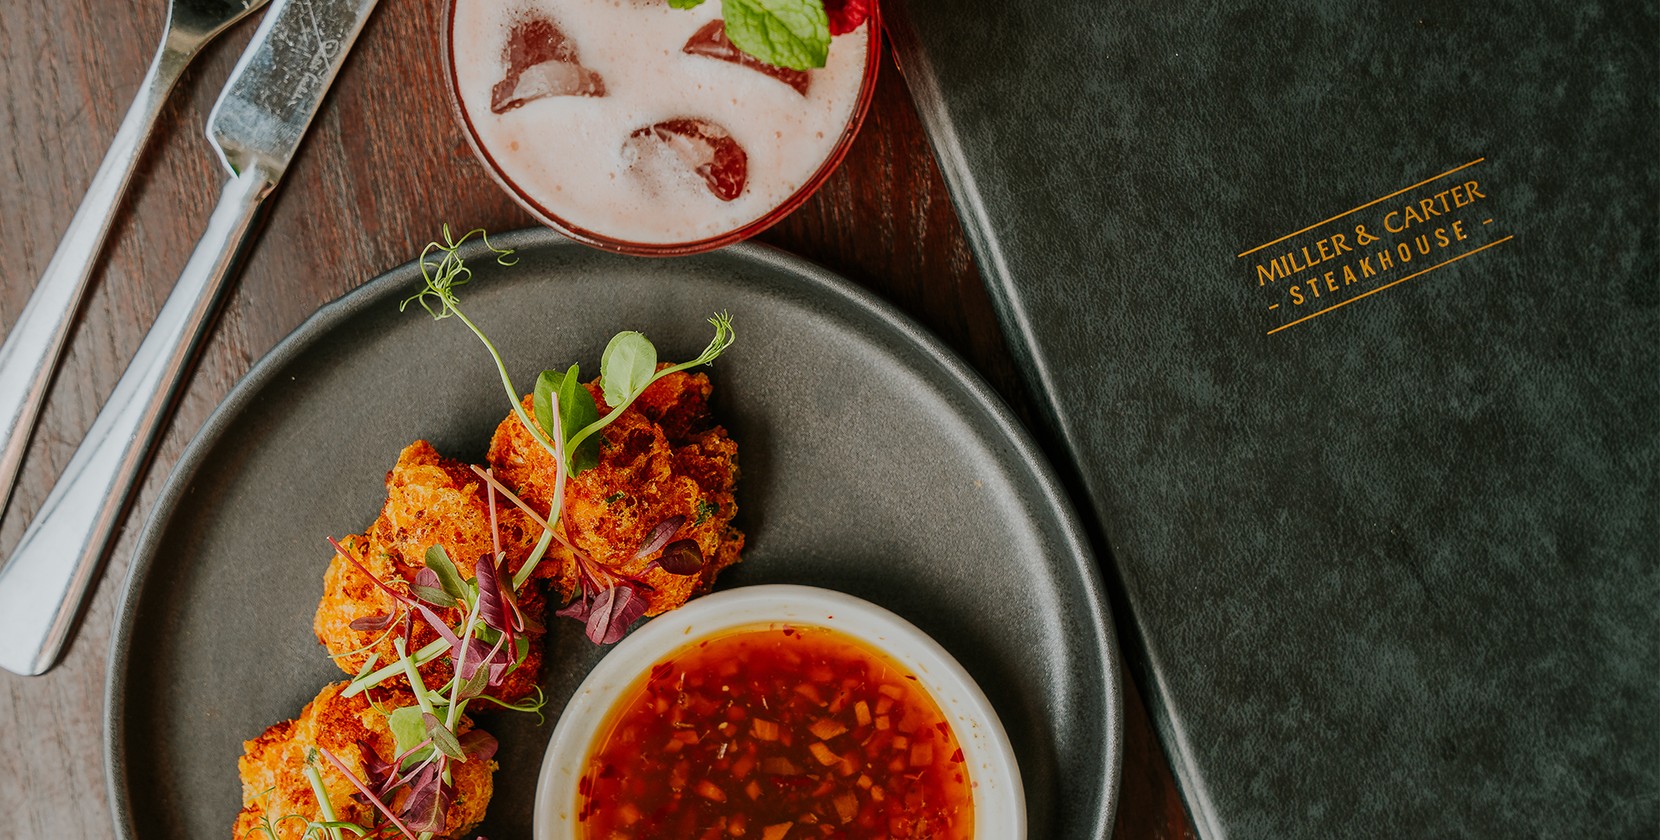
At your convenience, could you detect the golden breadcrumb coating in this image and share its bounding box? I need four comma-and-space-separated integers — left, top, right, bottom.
234, 682, 494, 840
487, 369, 743, 615
313, 441, 547, 703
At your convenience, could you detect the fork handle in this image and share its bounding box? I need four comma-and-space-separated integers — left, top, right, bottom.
0, 164, 274, 677
0, 39, 198, 520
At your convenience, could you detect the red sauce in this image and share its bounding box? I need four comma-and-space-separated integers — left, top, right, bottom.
579, 626, 975, 839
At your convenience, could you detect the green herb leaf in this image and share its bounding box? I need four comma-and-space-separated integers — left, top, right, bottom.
424, 545, 469, 606
388, 705, 427, 755
535, 365, 602, 474
667, 0, 705, 8
532, 369, 562, 443
424, 712, 467, 761
694, 498, 719, 526
411, 585, 457, 608
600, 331, 658, 408
721, 0, 830, 71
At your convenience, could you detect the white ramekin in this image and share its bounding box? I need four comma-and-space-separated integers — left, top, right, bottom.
534, 584, 1025, 839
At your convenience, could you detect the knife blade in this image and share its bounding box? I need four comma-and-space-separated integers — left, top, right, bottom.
0, 0, 380, 677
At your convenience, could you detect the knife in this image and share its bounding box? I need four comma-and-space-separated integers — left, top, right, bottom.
0, 0, 380, 677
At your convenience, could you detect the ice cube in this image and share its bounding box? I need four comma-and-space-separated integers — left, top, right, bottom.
624, 118, 749, 202
682, 20, 810, 96
490, 16, 605, 114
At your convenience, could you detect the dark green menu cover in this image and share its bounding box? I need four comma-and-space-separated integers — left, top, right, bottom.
887, 1, 1657, 836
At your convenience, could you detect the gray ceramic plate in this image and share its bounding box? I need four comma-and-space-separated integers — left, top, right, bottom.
104, 231, 1122, 838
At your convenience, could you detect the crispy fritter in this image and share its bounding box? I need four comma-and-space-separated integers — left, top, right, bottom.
234, 682, 494, 840
314, 441, 548, 702
487, 369, 743, 615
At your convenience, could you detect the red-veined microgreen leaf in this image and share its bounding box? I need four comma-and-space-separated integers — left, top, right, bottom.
455, 632, 514, 688
495, 572, 543, 633
586, 584, 648, 645
357, 739, 398, 797
651, 539, 706, 576
349, 612, 396, 632
473, 557, 511, 636
423, 713, 466, 762
398, 761, 451, 834
459, 729, 499, 762
555, 591, 595, 623
411, 602, 464, 651
633, 515, 686, 559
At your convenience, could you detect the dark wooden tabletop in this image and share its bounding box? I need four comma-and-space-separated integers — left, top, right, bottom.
0, 2, 1194, 837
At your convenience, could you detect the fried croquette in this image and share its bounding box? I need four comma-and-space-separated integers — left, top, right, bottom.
314, 441, 549, 703
234, 682, 494, 840
487, 368, 744, 615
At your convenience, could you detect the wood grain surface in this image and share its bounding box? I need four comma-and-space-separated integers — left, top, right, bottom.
0, 2, 1194, 838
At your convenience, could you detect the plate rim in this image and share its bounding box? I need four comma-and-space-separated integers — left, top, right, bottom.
101, 231, 1124, 838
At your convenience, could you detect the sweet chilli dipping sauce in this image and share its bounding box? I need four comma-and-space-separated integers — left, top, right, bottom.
578, 626, 975, 839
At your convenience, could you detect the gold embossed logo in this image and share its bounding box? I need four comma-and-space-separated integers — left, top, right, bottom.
1240, 158, 1512, 335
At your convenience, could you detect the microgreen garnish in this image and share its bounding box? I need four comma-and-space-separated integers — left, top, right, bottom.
654, 539, 707, 576
316, 746, 420, 840
347, 612, 396, 633
319, 452, 549, 839
600, 331, 656, 407
634, 515, 687, 559
561, 311, 735, 468
301, 750, 349, 840
557, 582, 651, 645
533, 365, 601, 474
422, 546, 471, 608
407, 227, 736, 646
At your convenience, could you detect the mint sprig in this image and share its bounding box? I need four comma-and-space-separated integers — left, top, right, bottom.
677, 0, 826, 70
718, 0, 831, 70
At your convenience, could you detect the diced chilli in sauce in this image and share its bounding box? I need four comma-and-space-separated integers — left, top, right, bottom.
579, 626, 974, 839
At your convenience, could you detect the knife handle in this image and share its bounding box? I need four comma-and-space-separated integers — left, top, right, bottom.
0, 41, 198, 522
0, 165, 274, 677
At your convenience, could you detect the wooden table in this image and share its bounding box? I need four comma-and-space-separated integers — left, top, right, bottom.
0, 2, 1194, 837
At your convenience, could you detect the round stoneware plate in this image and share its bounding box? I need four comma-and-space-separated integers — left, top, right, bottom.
105, 230, 1122, 838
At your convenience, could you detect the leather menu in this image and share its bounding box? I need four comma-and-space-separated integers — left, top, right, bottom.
887, 1, 1658, 836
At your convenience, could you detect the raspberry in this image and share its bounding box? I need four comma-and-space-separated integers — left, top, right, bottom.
823, 0, 873, 36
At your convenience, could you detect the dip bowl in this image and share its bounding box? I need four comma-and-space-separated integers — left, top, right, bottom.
534, 584, 1025, 838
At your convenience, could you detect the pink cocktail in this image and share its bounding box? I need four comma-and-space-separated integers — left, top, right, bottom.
445, 0, 880, 255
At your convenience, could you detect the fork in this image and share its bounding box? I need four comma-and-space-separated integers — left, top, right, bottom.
0, 0, 267, 520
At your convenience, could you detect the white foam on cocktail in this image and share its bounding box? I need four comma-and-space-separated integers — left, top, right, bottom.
451, 0, 869, 246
